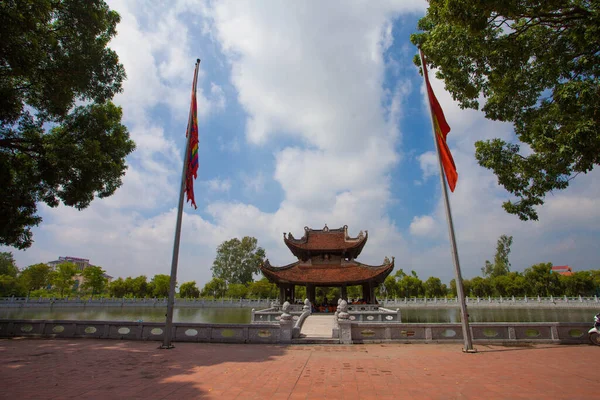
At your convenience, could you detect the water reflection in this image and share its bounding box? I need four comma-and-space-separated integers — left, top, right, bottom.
0, 306, 596, 323
399, 307, 596, 323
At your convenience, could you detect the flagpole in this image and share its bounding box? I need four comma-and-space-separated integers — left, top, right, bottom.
161, 58, 201, 349
418, 49, 474, 352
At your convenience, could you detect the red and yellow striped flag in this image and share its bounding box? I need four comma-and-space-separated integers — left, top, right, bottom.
423, 59, 458, 192
185, 79, 199, 209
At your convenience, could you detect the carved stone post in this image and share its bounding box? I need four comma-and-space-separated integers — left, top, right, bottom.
279, 301, 293, 343
337, 300, 352, 344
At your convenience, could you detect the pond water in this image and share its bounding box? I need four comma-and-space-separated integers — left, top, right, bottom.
1, 306, 598, 324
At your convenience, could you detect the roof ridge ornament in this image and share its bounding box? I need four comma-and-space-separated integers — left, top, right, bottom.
323, 224, 329, 232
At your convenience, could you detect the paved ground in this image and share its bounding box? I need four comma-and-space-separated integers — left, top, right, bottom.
301, 315, 335, 338
1, 339, 599, 399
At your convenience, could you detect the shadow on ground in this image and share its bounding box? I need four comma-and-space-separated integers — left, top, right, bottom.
0, 338, 288, 399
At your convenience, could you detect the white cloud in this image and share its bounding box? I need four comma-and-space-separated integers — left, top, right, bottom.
204, 178, 232, 193
241, 172, 266, 195
409, 215, 437, 237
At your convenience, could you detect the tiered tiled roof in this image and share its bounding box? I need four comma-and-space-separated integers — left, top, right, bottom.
261, 258, 394, 286
283, 225, 367, 261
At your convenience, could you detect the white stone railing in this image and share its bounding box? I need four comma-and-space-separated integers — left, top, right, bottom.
381, 296, 600, 307
340, 321, 591, 345
0, 297, 273, 308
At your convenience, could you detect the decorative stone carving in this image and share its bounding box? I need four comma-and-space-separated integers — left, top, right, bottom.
337, 299, 349, 320
323, 224, 329, 232
303, 298, 311, 312
280, 301, 293, 321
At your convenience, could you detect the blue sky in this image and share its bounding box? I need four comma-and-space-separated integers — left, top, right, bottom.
6, 0, 600, 286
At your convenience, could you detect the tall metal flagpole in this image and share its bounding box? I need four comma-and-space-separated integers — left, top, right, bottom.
161, 59, 201, 349
418, 49, 474, 352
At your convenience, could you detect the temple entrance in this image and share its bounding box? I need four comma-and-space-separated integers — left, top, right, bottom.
260, 225, 395, 308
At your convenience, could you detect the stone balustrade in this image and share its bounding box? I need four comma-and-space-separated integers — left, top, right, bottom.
337, 321, 591, 344
0, 318, 592, 345
0, 319, 288, 344
0, 297, 273, 309
381, 296, 600, 307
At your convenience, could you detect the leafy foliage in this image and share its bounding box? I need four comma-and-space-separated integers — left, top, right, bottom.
20, 263, 51, 294
0, 252, 18, 277
0, 0, 135, 248
211, 237, 266, 285
411, 1, 600, 220
247, 278, 278, 299
201, 278, 227, 298
226, 283, 248, 299
50, 262, 77, 296
81, 265, 107, 295
179, 281, 200, 298
150, 274, 171, 298
482, 235, 513, 277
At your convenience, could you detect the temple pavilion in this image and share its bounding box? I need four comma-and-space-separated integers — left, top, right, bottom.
261, 225, 394, 305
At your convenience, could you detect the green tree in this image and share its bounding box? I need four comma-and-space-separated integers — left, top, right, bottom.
347, 285, 362, 301
124, 275, 148, 297
450, 278, 472, 299
20, 263, 51, 294
294, 285, 307, 301
201, 278, 227, 298
0, 252, 18, 277
469, 276, 492, 297
524, 262, 562, 296
383, 276, 399, 298
109, 277, 127, 298
247, 278, 277, 299
50, 262, 77, 297
560, 271, 595, 297
0, 275, 25, 297
397, 270, 424, 298
81, 266, 107, 296
212, 237, 266, 285
0, 0, 135, 249
0, 251, 24, 297
179, 281, 200, 298
150, 274, 171, 298
423, 276, 446, 298
226, 283, 248, 299
482, 235, 513, 278
411, 1, 600, 220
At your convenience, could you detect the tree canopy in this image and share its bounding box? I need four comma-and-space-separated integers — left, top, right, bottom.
81, 265, 107, 295
50, 262, 77, 296
482, 235, 513, 278
411, 0, 600, 220
211, 237, 266, 285
179, 281, 200, 298
0, 0, 135, 249
20, 263, 51, 294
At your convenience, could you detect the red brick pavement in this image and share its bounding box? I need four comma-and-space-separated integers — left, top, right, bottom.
1, 338, 599, 399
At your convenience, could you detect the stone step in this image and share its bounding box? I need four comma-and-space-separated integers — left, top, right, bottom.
291, 337, 340, 345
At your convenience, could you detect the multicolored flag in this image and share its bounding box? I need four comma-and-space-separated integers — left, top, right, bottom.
422, 58, 458, 192
185, 76, 199, 209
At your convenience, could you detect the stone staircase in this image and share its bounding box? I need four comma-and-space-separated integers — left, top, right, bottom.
292, 314, 339, 344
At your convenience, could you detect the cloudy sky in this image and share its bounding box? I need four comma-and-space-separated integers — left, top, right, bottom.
6, 0, 600, 286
